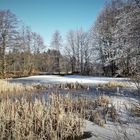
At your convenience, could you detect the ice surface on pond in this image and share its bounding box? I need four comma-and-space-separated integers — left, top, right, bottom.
16, 75, 128, 85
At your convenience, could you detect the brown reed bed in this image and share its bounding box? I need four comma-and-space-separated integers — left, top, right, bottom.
0, 93, 85, 140
0, 80, 118, 139
97, 81, 128, 88
0, 79, 34, 97
32, 82, 90, 91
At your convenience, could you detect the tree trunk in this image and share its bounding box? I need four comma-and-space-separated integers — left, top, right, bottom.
1, 34, 6, 76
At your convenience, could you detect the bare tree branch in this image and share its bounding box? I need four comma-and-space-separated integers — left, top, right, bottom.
135, 0, 140, 8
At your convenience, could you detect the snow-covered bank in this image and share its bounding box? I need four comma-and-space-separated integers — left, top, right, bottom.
84, 96, 140, 140
84, 120, 140, 140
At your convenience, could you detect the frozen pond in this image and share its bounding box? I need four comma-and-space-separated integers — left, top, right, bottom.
9, 75, 136, 98
9, 75, 129, 85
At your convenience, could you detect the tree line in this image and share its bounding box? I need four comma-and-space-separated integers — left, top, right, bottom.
0, 0, 140, 78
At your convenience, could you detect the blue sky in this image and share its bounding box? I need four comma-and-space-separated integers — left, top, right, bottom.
0, 0, 105, 45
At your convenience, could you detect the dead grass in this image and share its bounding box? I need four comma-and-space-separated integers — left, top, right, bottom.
95, 95, 111, 107
0, 80, 33, 96
0, 80, 119, 139
85, 95, 117, 126
0, 93, 85, 140
97, 81, 128, 88
131, 103, 140, 117
58, 82, 89, 90
32, 82, 90, 91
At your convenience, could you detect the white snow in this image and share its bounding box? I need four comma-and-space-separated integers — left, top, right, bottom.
84, 120, 140, 140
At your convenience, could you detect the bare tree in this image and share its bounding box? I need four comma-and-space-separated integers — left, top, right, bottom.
50, 30, 62, 51
31, 32, 45, 72
0, 10, 18, 76
135, 0, 140, 8
66, 30, 77, 73
50, 30, 62, 74
66, 29, 93, 75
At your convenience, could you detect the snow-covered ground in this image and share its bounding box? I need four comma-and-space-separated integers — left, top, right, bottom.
11, 75, 129, 85
85, 96, 140, 140
85, 119, 140, 140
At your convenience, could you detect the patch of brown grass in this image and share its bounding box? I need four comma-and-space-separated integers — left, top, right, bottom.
95, 95, 111, 107
97, 81, 128, 88
57, 82, 90, 90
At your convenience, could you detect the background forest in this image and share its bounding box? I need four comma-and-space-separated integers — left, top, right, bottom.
0, 0, 140, 78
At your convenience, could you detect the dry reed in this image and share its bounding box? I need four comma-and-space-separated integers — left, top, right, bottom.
0, 93, 85, 140
97, 81, 128, 88
0, 80, 33, 96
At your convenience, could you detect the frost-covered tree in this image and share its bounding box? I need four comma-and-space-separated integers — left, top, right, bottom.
113, 0, 140, 75
91, 0, 140, 76
92, 1, 118, 76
